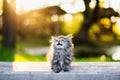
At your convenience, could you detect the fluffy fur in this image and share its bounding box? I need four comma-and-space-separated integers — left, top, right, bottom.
47, 35, 73, 73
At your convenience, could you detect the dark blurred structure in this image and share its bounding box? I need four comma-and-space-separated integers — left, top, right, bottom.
72, 0, 120, 58
17, 6, 66, 40
0, 0, 16, 61
73, 0, 119, 46
2, 0, 16, 49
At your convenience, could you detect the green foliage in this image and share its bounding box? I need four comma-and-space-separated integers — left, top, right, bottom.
0, 48, 15, 61
74, 57, 113, 62
74, 46, 106, 58
14, 53, 113, 62
61, 13, 84, 34
15, 53, 46, 61
0, 37, 119, 62
17, 38, 50, 47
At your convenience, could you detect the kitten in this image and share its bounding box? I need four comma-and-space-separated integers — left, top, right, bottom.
47, 35, 73, 73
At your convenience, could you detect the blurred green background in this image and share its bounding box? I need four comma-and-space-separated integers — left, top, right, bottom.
0, 0, 120, 62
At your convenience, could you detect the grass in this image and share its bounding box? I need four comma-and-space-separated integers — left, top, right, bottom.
74, 57, 113, 62
0, 46, 115, 62
15, 53, 46, 61
14, 52, 114, 62
17, 38, 50, 47
0, 38, 119, 62
0, 48, 15, 61
0, 49, 117, 62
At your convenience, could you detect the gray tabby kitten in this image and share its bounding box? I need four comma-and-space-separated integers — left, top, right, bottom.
47, 35, 73, 73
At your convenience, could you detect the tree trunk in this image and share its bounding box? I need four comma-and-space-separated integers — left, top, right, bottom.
73, 0, 99, 46
0, 0, 16, 61
2, 0, 16, 49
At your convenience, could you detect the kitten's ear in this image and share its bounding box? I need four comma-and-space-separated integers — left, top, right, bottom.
50, 36, 55, 42
66, 34, 73, 40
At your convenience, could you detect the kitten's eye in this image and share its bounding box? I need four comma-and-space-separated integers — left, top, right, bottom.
55, 40, 58, 42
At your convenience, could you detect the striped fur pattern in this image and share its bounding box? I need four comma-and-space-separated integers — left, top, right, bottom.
47, 35, 73, 73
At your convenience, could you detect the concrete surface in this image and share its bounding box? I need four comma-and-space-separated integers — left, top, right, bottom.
0, 62, 120, 80
24, 47, 49, 55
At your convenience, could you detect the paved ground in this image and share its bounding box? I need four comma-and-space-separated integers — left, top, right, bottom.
23, 47, 49, 55
0, 62, 120, 80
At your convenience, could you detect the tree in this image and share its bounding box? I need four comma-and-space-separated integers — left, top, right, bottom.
2, 0, 16, 49
73, 0, 99, 46
73, 0, 118, 46
0, 0, 16, 61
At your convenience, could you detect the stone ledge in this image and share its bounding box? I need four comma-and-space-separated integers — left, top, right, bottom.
0, 62, 120, 80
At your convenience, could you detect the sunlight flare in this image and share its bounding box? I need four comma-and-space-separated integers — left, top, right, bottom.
16, 0, 45, 13
60, 0, 85, 13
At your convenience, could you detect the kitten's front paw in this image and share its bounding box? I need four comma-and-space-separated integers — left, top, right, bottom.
63, 66, 71, 72
52, 69, 61, 73
52, 65, 61, 73
63, 68, 70, 72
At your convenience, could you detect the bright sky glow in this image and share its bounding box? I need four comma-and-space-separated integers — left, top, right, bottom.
16, 0, 74, 12
109, 0, 120, 13
60, 0, 85, 13
16, 0, 120, 14
16, 0, 85, 14
89, 0, 96, 8
16, 0, 46, 12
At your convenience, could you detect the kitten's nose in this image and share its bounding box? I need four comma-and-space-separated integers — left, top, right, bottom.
57, 41, 62, 46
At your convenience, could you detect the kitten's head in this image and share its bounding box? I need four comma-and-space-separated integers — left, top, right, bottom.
50, 35, 73, 49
